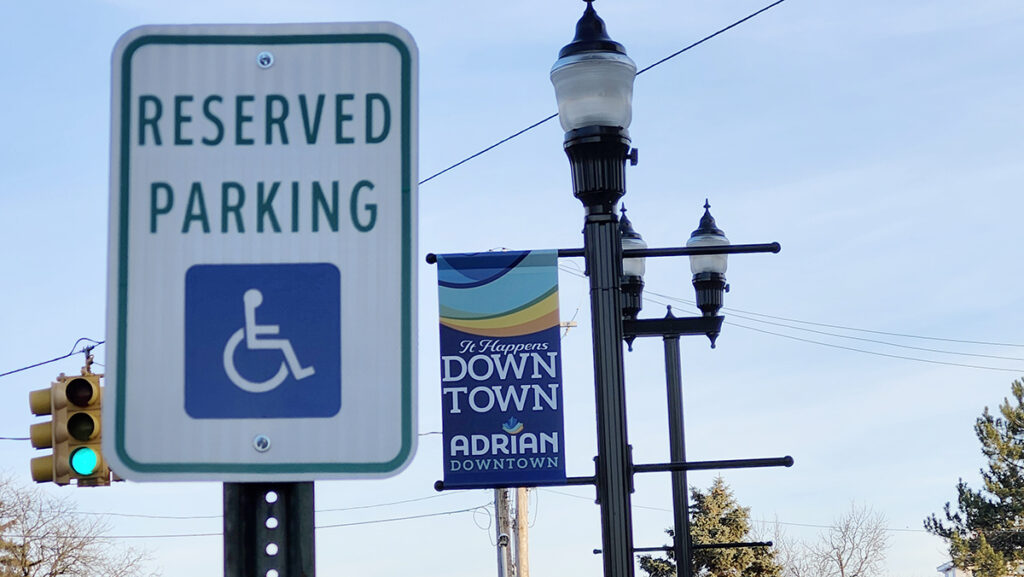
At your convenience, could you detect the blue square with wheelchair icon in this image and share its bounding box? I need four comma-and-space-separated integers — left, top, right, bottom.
185, 263, 341, 419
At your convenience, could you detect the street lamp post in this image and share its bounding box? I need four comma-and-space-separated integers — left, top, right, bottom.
549, 5, 789, 577
551, 2, 638, 576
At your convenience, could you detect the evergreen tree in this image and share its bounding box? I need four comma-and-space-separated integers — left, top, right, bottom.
925, 379, 1024, 577
639, 477, 781, 577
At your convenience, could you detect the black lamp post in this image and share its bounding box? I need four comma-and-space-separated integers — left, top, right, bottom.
551, 2, 638, 577
425, 4, 788, 574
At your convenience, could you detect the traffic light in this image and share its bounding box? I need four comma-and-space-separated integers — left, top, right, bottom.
28, 370, 111, 487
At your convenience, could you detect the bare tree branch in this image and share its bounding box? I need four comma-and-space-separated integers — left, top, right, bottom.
0, 477, 158, 577
809, 503, 891, 577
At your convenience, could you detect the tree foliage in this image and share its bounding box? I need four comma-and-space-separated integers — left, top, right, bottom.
639, 477, 781, 577
926, 379, 1024, 577
0, 478, 156, 577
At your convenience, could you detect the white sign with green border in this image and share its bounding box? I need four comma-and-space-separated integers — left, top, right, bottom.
104, 23, 417, 481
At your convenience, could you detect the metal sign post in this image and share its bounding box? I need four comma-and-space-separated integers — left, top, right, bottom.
224, 482, 315, 577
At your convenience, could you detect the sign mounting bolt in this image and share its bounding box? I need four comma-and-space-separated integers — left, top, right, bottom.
253, 435, 271, 453
257, 51, 274, 69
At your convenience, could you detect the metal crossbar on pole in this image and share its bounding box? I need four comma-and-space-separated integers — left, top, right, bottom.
601, 542, 774, 555
633, 456, 794, 474
424, 242, 780, 265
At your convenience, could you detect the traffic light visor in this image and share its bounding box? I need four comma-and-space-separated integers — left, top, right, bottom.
29, 388, 52, 416
31, 455, 54, 483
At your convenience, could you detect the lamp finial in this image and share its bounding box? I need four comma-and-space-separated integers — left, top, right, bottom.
692, 199, 724, 238
559, 0, 626, 58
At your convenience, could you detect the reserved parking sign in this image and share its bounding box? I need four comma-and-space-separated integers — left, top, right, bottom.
105, 23, 418, 481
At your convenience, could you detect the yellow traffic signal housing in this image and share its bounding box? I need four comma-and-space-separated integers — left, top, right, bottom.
28, 371, 111, 487
60, 374, 109, 486
28, 386, 56, 483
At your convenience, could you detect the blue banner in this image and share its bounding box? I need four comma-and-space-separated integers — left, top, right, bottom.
438, 250, 566, 489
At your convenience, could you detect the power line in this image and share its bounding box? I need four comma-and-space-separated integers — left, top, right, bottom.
749, 518, 929, 534
570, 265, 1018, 358
539, 487, 670, 512
3, 431, 448, 443
0, 339, 104, 379
316, 503, 491, 529
561, 267, 1024, 371
538, 489, 931, 535
726, 320, 1024, 374
129, 504, 490, 538
82, 510, 221, 520
417, 0, 790, 186
419, 114, 557, 185
640, 289, 1024, 372
723, 305, 1024, 348
317, 493, 459, 514
70, 492, 459, 521
8, 503, 493, 541
647, 288, 1024, 349
634, 0, 787, 76
724, 310, 1024, 362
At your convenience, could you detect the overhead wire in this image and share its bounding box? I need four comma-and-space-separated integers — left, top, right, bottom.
561, 265, 1024, 372
642, 288, 1024, 373
721, 305, 1024, 348
72, 492, 461, 521
0, 339, 104, 378
13, 503, 493, 541
648, 288, 1024, 350
726, 321, 1024, 373
722, 310, 1024, 362
538, 489, 932, 535
316, 503, 491, 530
417, 0, 790, 186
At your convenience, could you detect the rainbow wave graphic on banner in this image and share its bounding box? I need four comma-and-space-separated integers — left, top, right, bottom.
437, 251, 559, 338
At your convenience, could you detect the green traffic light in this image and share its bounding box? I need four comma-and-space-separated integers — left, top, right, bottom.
69, 447, 99, 476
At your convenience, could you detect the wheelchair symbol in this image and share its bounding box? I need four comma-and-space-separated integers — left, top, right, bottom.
222, 288, 316, 393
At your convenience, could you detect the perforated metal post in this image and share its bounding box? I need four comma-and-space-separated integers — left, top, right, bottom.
224, 482, 315, 577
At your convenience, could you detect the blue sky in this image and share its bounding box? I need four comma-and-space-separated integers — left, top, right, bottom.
3, 1, 1024, 575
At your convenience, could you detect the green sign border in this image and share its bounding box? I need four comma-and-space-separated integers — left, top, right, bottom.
114, 30, 415, 476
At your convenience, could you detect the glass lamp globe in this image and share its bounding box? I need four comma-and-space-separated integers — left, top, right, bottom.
550, 1, 636, 132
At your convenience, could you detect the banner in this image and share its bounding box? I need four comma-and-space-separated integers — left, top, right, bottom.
437, 250, 567, 489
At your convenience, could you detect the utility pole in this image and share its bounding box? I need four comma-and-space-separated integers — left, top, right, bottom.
496, 488, 513, 577
514, 487, 530, 577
